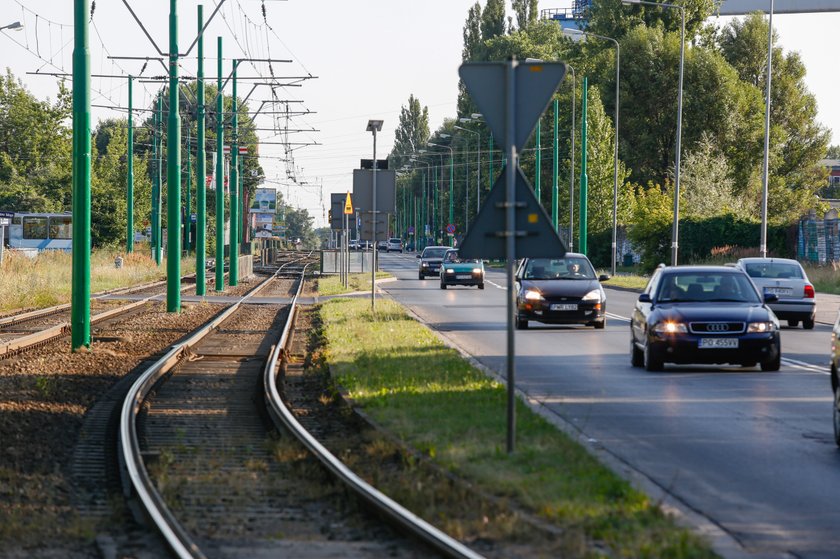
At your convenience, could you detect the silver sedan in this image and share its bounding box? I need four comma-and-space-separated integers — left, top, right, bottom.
736, 257, 816, 329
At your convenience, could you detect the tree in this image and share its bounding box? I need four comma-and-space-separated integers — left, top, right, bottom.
587, 0, 716, 41
283, 205, 318, 249
511, 0, 539, 32
827, 145, 840, 159
462, 2, 483, 62
481, 0, 506, 41
676, 132, 746, 220
389, 95, 430, 171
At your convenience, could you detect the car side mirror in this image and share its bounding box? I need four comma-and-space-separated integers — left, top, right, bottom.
416, 254, 421, 258
764, 292, 779, 303
638, 293, 652, 304
599, 274, 610, 282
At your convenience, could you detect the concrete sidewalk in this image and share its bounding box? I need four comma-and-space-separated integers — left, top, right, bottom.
815, 292, 840, 326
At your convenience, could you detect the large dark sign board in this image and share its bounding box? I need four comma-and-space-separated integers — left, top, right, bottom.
352, 169, 396, 213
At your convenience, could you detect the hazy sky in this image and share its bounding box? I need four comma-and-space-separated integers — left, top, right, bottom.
1, 1, 838, 228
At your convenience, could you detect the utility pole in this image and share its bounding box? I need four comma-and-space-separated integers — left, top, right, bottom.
552, 99, 558, 232
229, 59, 239, 286
127, 75, 134, 253
155, 92, 163, 266
71, 0, 92, 351
166, 0, 182, 313
535, 121, 541, 202
185, 131, 191, 252
579, 77, 588, 256
215, 36, 224, 292
196, 4, 206, 296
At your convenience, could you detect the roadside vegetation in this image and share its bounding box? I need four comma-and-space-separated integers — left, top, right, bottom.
318, 297, 719, 558
0, 246, 195, 313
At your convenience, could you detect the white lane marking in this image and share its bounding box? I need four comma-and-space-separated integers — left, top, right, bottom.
486, 280, 506, 290
781, 357, 829, 374
606, 312, 630, 322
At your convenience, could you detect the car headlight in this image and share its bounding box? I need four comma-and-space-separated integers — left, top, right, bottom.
472, 268, 482, 274
582, 289, 601, 302
523, 289, 543, 301
654, 321, 687, 334
446, 268, 454, 274
747, 321, 776, 333
421, 262, 428, 267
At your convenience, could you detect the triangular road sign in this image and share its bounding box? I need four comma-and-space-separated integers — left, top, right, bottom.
344, 192, 353, 214
458, 165, 567, 260
459, 60, 568, 148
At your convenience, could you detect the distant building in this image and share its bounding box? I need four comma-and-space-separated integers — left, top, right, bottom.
820, 159, 840, 188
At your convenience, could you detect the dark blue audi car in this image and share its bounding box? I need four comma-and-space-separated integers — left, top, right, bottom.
630, 266, 781, 371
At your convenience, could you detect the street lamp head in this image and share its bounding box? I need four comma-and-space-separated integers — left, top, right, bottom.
470, 113, 483, 120
1, 21, 22, 31
366, 119, 383, 132
458, 117, 471, 123
621, 0, 641, 4
439, 133, 451, 139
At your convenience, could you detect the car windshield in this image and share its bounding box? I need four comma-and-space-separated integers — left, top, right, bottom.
443, 251, 479, 264
422, 248, 448, 259
522, 257, 595, 280
657, 272, 761, 303
743, 262, 803, 280
389, 238, 400, 243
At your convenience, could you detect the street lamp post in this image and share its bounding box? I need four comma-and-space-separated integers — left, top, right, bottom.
428, 141, 454, 246
563, 29, 620, 275
623, 0, 685, 266
367, 119, 383, 311
455, 123, 480, 231
760, 0, 775, 257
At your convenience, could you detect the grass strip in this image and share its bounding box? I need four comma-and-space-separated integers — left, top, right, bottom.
600, 273, 648, 291
319, 297, 718, 559
0, 246, 196, 313
317, 271, 392, 297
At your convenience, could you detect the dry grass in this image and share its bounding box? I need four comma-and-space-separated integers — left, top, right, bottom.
0, 245, 196, 313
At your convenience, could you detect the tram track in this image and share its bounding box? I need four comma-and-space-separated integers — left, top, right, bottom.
119, 252, 487, 558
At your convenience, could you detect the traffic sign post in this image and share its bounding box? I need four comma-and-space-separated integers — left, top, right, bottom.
446, 223, 456, 236
459, 58, 567, 453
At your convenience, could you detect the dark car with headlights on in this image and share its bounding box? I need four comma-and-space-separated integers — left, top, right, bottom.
439, 249, 484, 289
417, 246, 450, 279
515, 254, 608, 329
630, 266, 781, 372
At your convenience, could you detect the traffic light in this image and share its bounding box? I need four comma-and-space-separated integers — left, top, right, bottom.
328, 209, 333, 222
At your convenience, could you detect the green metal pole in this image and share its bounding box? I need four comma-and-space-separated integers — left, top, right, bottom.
166, 0, 181, 313
552, 98, 558, 232
155, 92, 163, 266
229, 60, 239, 286
151, 94, 159, 261
127, 75, 134, 253
488, 134, 494, 191
580, 77, 589, 257
71, 0, 91, 351
421, 170, 426, 250
448, 150, 453, 246
215, 36, 224, 292
535, 121, 541, 202
432, 165, 437, 244
185, 131, 191, 252
195, 4, 206, 296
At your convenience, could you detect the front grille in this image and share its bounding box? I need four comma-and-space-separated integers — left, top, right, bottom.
689, 322, 745, 334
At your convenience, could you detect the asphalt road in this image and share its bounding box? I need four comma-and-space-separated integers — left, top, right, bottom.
377, 252, 839, 559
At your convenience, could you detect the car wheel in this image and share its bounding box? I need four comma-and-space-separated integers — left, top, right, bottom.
593, 318, 606, 330
760, 351, 781, 372
515, 316, 528, 330
478, 283, 485, 290
644, 343, 663, 372
440, 283, 447, 289
788, 320, 799, 328
630, 340, 643, 367
803, 316, 815, 330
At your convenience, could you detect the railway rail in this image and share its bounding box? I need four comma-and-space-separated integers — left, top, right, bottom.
118, 253, 485, 558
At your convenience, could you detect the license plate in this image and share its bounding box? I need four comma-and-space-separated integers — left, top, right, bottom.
550, 303, 578, 311
698, 338, 739, 349
766, 287, 792, 296
456, 275, 471, 280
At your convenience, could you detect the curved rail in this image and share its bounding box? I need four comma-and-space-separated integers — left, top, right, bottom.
118, 257, 309, 559
262, 268, 485, 559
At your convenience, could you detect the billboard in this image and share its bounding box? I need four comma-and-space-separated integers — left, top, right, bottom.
250, 188, 277, 213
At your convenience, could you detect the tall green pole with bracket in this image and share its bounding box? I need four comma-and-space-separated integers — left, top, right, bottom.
215, 36, 225, 292
166, 0, 181, 313
229, 60, 239, 286
196, 4, 206, 296
71, 0, 91, 351
185, 131, 191, 252
448, 150, 453, 246
127, 75, 134, 253
579, 77, 589, 256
